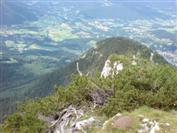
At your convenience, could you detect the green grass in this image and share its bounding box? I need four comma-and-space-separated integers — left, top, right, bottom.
97, 107, 177, 133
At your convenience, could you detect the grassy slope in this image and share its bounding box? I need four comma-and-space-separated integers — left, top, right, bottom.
97, 107, 177, 133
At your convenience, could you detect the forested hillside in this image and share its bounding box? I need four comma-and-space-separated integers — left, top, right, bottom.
1, 38, 177, 133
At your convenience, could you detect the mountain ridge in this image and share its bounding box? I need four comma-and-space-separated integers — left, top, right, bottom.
1, 37, 177, 133
30, 37, 168, 96
0, 37, 170, 122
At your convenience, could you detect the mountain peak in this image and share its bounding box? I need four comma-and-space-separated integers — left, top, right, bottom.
24, 37, 168, 97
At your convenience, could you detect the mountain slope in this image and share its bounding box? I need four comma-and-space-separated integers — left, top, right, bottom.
0, 37, 168, 121
29, 37, 168, 97
1, 37, 177, 133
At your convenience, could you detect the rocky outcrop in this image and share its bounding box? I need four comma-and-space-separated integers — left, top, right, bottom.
150, 52, 154, 62
101, 59, 123, 78
38, 105, 96, 133
89, 88, 112, 106
138, 117, 160, 133
76, 62, 83, 76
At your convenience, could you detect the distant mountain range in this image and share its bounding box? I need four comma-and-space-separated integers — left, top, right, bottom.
0, 0, 38, 25
1, 0, 176, 25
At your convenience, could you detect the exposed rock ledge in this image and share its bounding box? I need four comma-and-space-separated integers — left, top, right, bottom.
38, 105, 96, 133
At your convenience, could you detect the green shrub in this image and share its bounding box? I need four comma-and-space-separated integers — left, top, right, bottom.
102, 62, 177, 117
1, 57, 177, 132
